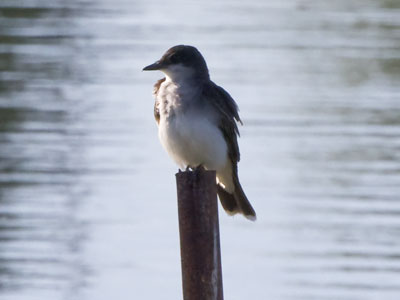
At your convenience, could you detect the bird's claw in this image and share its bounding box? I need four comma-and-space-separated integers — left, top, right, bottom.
193, 164, 205, 176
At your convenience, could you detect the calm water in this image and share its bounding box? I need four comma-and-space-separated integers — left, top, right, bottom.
1, 0, 400, 299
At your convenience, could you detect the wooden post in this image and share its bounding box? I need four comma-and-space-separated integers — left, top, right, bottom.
175, 169, 224, 300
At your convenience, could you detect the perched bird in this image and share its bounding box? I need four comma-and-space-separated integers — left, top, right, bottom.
143, 45, 256, 220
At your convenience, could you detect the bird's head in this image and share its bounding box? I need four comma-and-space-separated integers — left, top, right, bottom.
143, 45, 209, 82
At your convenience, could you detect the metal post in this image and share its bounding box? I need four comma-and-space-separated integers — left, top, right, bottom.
175, 169, 224, 300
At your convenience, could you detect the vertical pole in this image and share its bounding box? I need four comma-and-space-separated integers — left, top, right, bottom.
175, 169, 224, 300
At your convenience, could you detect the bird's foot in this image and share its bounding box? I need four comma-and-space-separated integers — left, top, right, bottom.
183, 165, 205, 174
193, 164, 205, 176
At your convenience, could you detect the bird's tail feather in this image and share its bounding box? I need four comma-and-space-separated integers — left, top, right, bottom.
217, 185, 239, 215
217, 176, 256, 221
232, 175, 256, 221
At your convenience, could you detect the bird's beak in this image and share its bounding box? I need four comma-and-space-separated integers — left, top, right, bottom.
143, 61, 163, 71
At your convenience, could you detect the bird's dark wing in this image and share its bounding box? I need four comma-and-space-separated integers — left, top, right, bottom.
202, 81, 242, 163
152, 78, 165, 124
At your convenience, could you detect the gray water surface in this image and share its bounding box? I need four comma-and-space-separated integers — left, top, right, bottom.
1, 1, 400, 299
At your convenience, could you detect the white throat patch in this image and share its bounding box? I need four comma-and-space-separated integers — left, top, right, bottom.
162, 64, 195, 83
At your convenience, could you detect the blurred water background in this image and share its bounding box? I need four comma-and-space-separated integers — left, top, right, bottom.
1, 0, 400, 299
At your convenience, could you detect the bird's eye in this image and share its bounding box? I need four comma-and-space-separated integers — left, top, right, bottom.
170, 54, 180, 63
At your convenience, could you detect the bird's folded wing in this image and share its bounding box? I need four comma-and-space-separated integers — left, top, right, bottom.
203, 81, 242, 163
152, 78, 165, 124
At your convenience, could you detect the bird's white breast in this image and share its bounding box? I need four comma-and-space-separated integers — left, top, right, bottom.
157, 79, 228, 171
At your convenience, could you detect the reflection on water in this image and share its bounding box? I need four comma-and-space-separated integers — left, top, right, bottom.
1, 0, 400, 299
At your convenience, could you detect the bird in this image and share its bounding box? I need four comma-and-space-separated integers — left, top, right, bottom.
143, 45, 256, 220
